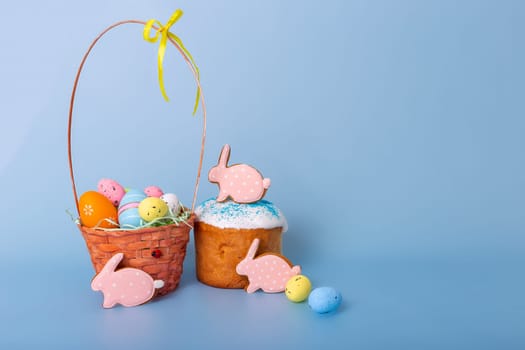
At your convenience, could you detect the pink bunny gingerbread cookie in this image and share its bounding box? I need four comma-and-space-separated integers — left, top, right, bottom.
236, 238, 301, 293
91, 253, 165, 308
209, 144, 271, 204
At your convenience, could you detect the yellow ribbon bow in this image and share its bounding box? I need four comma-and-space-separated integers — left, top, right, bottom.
143, 9, 200, 114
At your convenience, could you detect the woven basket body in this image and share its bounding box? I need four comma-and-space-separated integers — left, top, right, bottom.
79, 214, 194, 296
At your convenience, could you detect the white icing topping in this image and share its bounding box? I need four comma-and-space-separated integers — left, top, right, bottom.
195, 198, 288, 232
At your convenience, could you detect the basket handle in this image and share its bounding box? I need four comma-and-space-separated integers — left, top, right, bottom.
67, 19, 207, 216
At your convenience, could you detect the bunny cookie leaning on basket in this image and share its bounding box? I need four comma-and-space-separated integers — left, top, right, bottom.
67, 9, 207, 308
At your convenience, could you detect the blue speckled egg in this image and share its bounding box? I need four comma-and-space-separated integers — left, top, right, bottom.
308, 287, 342, 313
118, 189, 147, 229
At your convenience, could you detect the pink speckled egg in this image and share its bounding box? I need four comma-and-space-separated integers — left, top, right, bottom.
97, 178, 125, 207
144, 185, 164, 198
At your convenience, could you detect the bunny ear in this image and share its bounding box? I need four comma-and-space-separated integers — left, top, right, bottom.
218, 144, 231, 166
101, 253, 124, 274
246, 238, 260, 259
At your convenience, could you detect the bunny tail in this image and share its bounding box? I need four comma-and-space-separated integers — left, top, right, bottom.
263, 178, 271, 189
153, 280, 165, 289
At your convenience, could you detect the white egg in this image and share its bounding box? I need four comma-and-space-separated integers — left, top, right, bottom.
160, 193, 181, 215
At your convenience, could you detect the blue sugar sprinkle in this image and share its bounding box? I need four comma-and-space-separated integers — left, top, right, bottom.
195, 198, 287, 231
198, 198, 281, 219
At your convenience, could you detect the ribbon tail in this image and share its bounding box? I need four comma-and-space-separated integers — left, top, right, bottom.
193, 86, 200, 115
158, 33, 170, 102
168, 32, 200, 114
192, 64, 201, 115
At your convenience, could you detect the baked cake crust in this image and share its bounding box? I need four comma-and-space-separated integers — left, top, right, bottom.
194, 222, 283, 288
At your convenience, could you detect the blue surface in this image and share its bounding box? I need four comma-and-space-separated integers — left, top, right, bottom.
0, 0, 524, 348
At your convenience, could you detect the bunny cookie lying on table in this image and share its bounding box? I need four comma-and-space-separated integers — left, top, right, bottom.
236, 238, 301, 293
91, 253, 165, 308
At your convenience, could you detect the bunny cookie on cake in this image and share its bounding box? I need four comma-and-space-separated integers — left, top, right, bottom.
236, 238, 301, 293
209, 144, 271, 203
91, 253, 165, 308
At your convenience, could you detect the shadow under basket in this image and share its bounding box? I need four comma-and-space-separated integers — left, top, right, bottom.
79, 214, 194, 297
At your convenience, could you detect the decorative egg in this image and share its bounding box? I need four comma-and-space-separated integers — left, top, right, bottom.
118, 189, 147, 228
285, 275, 312, 303
138, 197, 169, 222
78, 191, 119, 228
308, 287, 342, 314
160, 193, 180, 215
97, 178, 126, 207
144, 185, 164, 198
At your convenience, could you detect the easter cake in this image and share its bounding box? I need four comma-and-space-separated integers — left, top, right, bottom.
193, 144, 288, 289
194, 199, 288, 288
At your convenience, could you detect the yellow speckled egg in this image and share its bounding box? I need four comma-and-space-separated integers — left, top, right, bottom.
285, 275, 312, 302
138, 197, 169, 222
78, 191, 119, 228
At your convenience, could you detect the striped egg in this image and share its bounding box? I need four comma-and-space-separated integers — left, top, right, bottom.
118, 189, 147, 229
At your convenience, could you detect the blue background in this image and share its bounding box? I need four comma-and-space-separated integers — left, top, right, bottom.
0, 0, 524, 348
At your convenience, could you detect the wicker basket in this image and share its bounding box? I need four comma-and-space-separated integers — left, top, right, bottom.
67, 15, 206, 299
79, 218, 194, 296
